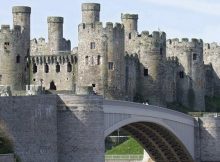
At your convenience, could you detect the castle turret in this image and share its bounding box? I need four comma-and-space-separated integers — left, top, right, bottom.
47, 17, 64, 53
81, 3, 100, 24
121, 14, 138, 34
12, 6, 31, 55
12, 6, 31, 86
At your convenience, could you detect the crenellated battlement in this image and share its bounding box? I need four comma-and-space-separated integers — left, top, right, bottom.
79, 22, 124, 33
0, 25, 22, 35
47, 17, 63, 23
12, 6, 31, 13
81, 3, 100, 11
129, 30, 166, 43
204, 42, 220, 50
121, 13, 138, 20
167, 38, 203, 48
78, 22, 103, 31
30, 53, 77, 65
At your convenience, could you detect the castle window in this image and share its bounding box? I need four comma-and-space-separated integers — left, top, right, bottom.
92, 84, 96, 87
179, 71, 184, 78
91, 56, 94, 65
74, 56, 78, 63
4, 42, 9, 50
0, 75, 2, 81
56, 63, 60, 73
144, 68, 148, 76
193, 53, 197, 60
108, 62, 114, 70
33, 63, 37, 73
160, 48, 163, 55
85, 56, 89, 65
97, 55, 101, 65
67, 62, 72, 72
90, 42, 95, 49
129, 33, 132, 39
16, 55, 20, 63
83, 23, 85, 29
207, 44, 210, 49
45, 63, 49, 73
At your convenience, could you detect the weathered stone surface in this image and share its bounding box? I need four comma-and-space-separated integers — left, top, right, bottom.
0, 95, 58, 162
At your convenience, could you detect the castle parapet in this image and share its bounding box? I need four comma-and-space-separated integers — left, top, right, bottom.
47, 17, 63, 23
12, 6, 31, 13
121, 13, 138, 20
167, 38, 203, 48
81, 3, 100, 11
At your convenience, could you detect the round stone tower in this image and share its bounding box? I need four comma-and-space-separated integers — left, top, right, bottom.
81, 3, 100, 24
121, 13, 138, 34
12, 6, 31, 85
47, 17, 64, 53
12, 6, 31, 54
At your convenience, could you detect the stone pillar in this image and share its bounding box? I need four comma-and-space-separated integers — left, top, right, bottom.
57, 88, 104, 162
199, 116, 220, 162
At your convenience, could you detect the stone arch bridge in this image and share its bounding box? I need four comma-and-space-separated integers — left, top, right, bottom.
103, 100, 195, 162
0, 94, 219, 162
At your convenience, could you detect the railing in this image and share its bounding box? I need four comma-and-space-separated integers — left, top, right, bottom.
105, 155, 143, 160
188, 112, 220, 117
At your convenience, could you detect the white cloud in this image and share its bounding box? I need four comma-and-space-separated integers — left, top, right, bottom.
140, 0, 220, 16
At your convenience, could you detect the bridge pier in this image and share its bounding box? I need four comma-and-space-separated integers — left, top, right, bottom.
57, 89, 104, 162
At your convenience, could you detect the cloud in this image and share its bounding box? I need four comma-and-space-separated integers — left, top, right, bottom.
140, 0, 220, 16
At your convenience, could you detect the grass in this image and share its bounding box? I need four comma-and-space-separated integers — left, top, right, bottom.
106, 137, 144, 155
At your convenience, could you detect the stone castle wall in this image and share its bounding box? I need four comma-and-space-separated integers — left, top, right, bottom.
1, 3, 220, 111
167, 38, 205, 111
204, 43, 220, 96
29, 53, 77, 90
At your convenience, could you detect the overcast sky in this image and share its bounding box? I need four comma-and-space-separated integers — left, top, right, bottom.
1, 0, 220, 47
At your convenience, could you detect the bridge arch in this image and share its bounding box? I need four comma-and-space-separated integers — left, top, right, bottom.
104, 100, 195, 162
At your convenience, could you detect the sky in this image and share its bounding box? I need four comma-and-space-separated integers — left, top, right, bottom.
1, 0, 220, 47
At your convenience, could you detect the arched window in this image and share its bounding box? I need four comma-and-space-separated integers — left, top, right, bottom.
85, 56, 89, 65
50, 81, 56, 90
16, 55, 20, 63
45, 63, 49, 73
33, 63, 37, 73
56, 63, 60, 73
67, 62, 72, 72
97, 55, 101, 65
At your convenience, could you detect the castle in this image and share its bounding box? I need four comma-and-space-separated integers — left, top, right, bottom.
0, 3, 219, 111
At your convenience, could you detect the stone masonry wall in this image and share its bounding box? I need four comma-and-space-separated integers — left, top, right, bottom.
0, 95, 58, 162
57, 94, 104, 162
199, 117, 220, 162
